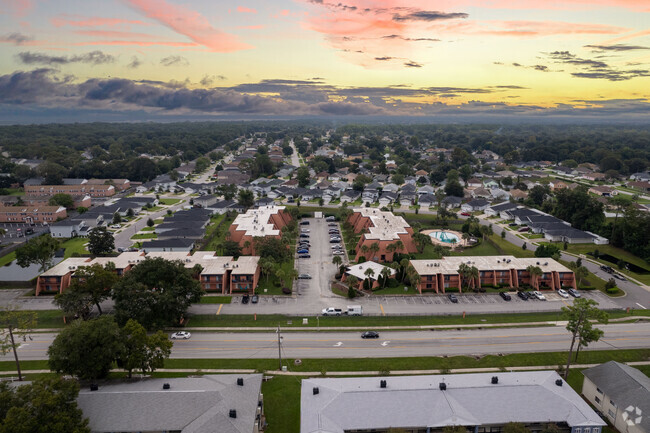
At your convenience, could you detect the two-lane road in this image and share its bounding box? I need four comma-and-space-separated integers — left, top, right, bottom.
6, 322, 650, 361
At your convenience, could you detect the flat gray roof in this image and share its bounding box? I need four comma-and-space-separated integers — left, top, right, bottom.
301, 371, 605, 433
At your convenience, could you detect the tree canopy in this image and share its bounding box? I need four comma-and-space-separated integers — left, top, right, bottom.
15, 234, 59, 272
87, 227, 115, 256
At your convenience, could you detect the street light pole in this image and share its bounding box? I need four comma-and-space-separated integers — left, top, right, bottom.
277, 325, 282, 370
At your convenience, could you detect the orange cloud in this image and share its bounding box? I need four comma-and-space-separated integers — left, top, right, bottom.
74, 40, 198, 47
123, 0, 252, 52
51, 16, 148, 28
237, 6, 257, 13
74, 30, 158, 39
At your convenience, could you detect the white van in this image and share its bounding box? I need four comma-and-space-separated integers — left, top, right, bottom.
346, 305, 363, 316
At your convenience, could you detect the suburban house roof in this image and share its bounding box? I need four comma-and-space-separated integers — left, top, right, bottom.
77, 375, 262, 433
301, 371, 605, 433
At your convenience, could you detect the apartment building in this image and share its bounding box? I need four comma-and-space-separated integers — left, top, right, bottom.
0, 205, 67, 223
228, 205, 292, 255
347, 208, 417, 262
409, 256, 576, 294
35, 251, 260, 296
25, 183, 115, 198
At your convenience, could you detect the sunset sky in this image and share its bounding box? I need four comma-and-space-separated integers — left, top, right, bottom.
1, 0, 649, 122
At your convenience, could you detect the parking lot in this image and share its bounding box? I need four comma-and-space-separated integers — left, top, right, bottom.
0, 222, 49, 240
293, 217, 339, 301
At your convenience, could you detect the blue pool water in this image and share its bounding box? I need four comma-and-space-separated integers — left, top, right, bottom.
430, 231, 460, 244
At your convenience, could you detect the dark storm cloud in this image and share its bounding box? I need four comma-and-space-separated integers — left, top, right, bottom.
393, 10, 468, 22
17, 51, 115, 65
585, 44, 650, 52
404, 61, 423, 68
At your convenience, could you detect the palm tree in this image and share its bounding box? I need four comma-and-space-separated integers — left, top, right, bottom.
243, 240, 251, 253
260, 258, 275, 283
347, 275, 359, 290
462, 232, 472, 245
332, 255, 343, 268
364, 267, 376, 290
399, 258, 410, 283
360, 244, 369, 259
386, 243, 396, 256
469, 265, 479, 291
380, 267, 392, 288
394, 240, 404, 253
457, 263, 472, 291
526, 265, 543, 289
369, 242, 380, 261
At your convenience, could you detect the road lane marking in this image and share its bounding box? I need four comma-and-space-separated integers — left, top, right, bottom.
380, 304, 385, 316
216, 304, 223, 315
636, 303, 646, 309
333, 342, 343, 347
381, 341, 390, 346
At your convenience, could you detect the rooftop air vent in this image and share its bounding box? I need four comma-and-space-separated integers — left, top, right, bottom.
555, 379, 563, 387
380, 380, 387, 388
90, 384, 98, 391
229, 410, 237, 419
313, 387, 319, 395
491, 376, 498, 384
163, 383, 170, 390
237, 378, 244, 386
439, 382, 447, 390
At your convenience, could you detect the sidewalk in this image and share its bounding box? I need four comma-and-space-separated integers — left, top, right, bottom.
4, 361, 650, 379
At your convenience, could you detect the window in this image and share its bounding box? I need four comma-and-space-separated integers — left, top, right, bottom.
596, 387, 603, 394
608, 409, 615, 418
592, 428, 599, 433
574, 428, 581, 433
595, 396, 601, 404
609, 400, 615, 406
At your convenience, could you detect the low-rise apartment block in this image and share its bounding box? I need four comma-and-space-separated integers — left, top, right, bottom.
347, 208, 417, 262
228, 205, 292, 255
36, 251, 260, 296
0, 205, 66, 223
410, 256, 576, 294
25, 183, 115, 198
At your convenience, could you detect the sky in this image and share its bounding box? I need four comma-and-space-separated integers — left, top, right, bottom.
0, 0, 649, 122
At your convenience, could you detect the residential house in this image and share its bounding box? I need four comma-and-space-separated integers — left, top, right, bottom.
340, 190, 360, 204
484, 201, 518, 218
461, 199, 490, 213
588, 186, 618, 197
441, 196, 462, 208
378, 192, 397, 207
418, 194, 436, 209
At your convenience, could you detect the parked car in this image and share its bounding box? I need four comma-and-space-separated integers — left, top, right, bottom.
297, 248, 309, 254
325, 216, 336, 222
298, 273, 312, 279
568, 288, 581, 298
251, 294, 259, 304
517, 227, 529, 232
613, 274, 627, 281
557, 289, 569, 298
517, 291, 529, 300
300, 234, 310, 238
361, 331, 379, 339
460, 212, 471, 216
170, 331, 191, 340
322, 307, 342, 316
532, 291, 546, 300
328, 223, 337, 227
300, 221, 310, 225
508, 223, 518, 227
330, 239, 341, 243
499, 291, 512, 301
332, 251, 345, 255
298, 254, 311, 259
109, 224, 122, 229
301, 229, 310, 233
242, 294, 250, 304
448, 294, 458, 303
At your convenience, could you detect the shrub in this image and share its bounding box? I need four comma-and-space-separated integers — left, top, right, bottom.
347, 287, 356, 298
445, 287, 459, 293
358, 256, 366, 264
387, 278, 399, 288
282, 287, 292, 295
606, 287, 619, 294
580, 286, 596, 291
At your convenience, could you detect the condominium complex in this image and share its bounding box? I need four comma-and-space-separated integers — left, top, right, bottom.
409, 256, 576, 294
35, 251, 260, 296
347, 208, 417, 262
228, 205, 292, 255
0, 205, 67, 223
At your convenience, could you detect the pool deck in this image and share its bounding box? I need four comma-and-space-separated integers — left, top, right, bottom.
421, 229, 468, 248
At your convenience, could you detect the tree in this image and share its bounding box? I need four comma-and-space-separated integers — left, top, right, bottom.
444, 180, 464, 197
526, 265, 543, 289
364, 267, 376, 289
369, 242, 380, 261
534, 244, 561, 259
111, 258, 203, 330
220, 240, 242, 258
146, 217, 154, 227
237, 189, 255, 209
0, 307, 37, 381
259, 258, 276, 283
567, 262, 589, 287
522, 242, 527, 251
54, 263, 118, 316
296, 166, 310, 188
15, 234, 59, 272
503, 423, 531, 433
347, 275, 359, 289
391, 173, 404, 185
112, 212, 122, 225
87, 226, 115, 256
562, 298, 608, 377
76, 206, 88, 214
380, 267, 392, 288
0, 376, 90, 433
48, 193, 74, 209
332, 255, 343, 268
117, 319, 172, 378
48, 316, 123, 381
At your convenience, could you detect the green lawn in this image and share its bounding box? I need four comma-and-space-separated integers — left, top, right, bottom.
256, 260, 295, 296
448, 240, 501, 257
159, 198, 182, 205
183, 309, 650, 328
198, 296, 232, 304
140, 226, 156, 232
0, 251, 16, 267
146, 206, 163, 212
203, 213, 231, 250
488, 234, 536, 258
371, 283, 418, 295
263, 376, 301, 433
60, 238, 89, 258
5, 188, 24, 196
130, 233, 158, 240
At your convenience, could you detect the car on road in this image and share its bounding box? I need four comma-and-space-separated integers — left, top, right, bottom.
600, 265, 614, 273
532, 291, 546, 300
109, 224, 122, 229
568, 288, 581, 298
242, 294, 250, 304
251, 294, 259, 304
460, 212, 471, 216
298, 254, 311, 259
297, 248, 309, 254
361, 331, 379, 339
557, 289, 569, 298
300, 221, 310, 225
117, 247, 125, 253
499, 291, 512, 301
613, 274, 627, 281
298, 273, 312, 279
170, 331, 191, 340
517, 291, 529, 300
448, 294, 458, 303
322, 307, 342, 316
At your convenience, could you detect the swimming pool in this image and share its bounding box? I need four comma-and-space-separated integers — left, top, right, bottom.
429, 231, 460, 244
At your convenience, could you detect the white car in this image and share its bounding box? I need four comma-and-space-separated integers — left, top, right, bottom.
532, 291, 546, 301
170, 331, 191, 339
557, 289, 569, 298
109, 224, 122, 229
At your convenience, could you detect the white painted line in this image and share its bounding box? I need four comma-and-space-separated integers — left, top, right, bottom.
381, 341, 390, 347
636, 303, 646, 310
333, 342, 343, 347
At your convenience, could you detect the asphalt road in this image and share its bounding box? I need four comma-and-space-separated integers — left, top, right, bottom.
6, 322, 650, 361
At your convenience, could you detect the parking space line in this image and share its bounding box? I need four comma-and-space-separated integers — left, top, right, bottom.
380, 304, 385, 316
216, 304, 223, 315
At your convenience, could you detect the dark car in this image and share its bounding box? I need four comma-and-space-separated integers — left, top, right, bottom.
325, 216, 336, 222
517, 291, 529, 300
300, 221, 310, 225
251, 294, 259, 304
242, 294, 250, 304
361, 331, 380, 339
499, 291, 512, 301
613, 273, 626, 281
330, 239, 341, 243
600, 265, 614, 273
448, 294, 458, 303
568, 288, 581, 298
300, 234, 310, 238
298, 254, 311, 259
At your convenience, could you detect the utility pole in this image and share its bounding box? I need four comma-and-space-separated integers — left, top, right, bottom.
277, 325, 282, 370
